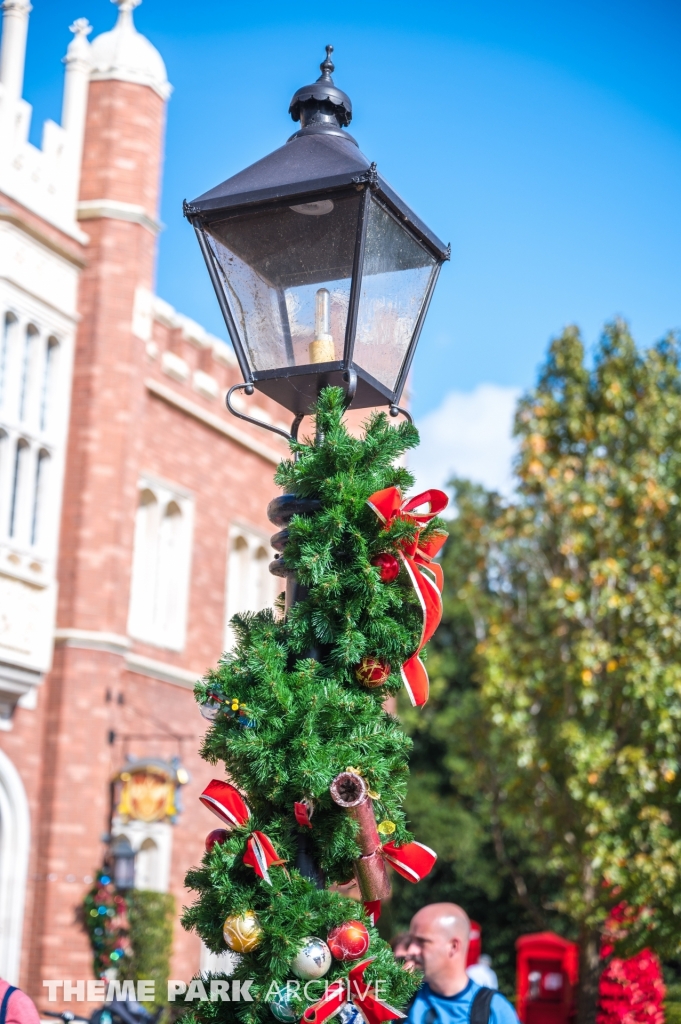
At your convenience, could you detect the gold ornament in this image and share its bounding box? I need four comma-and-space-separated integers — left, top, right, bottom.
377, 820, 396, 835
223, 910, 263, 953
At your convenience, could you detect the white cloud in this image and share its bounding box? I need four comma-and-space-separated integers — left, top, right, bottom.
408, 383, 521, 498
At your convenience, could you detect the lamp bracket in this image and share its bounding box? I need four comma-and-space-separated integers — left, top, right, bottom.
226, 383, 303, 442
342, 368, 357, 408
389, 404, 413, 425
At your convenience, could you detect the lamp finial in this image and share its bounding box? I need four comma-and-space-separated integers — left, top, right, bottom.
319, 45, 334, 81
288, 43, 352, 133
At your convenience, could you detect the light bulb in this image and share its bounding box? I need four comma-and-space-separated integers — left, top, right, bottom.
309, 288, 335, 363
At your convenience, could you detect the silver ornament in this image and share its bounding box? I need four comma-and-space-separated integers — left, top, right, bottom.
199, 695, 223, 721
291, 936, 332, 980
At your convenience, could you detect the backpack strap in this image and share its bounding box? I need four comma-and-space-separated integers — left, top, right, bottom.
404, 992, 436, 1024
470, 987, 495, 1024
0, 986, 17, 1024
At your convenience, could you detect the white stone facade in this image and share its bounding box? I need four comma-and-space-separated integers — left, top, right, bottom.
0, 0, 87, 720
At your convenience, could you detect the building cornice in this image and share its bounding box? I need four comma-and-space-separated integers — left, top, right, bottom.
0, 274, 82, 325
53, 630, 204, 689
77, 199, 162, 234
125, 651, 201, 689
54, 628, 131, 655
0, 205, 88, 268
145, 378, 282, 465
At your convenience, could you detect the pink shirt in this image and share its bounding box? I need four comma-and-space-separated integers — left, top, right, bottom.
0, 982, 40, 1024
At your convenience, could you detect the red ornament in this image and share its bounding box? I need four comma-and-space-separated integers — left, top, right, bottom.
355, 656, 391, 688
205, 828, 230, 852
327, 920, 370, 961
371, 553, 400, 583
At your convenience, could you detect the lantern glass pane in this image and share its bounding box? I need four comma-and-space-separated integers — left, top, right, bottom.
204, 193, 361, 373
354, 198, 437, 391
112, 838, 136, 890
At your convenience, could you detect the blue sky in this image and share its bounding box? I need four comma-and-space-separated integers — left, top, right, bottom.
17, 0, 681, 485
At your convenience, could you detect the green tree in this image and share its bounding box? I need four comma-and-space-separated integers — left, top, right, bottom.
401, 322, 681, 1024
393, 480, 552, 997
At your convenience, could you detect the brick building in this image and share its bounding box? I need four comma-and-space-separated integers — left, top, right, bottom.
0, 0, 292, 995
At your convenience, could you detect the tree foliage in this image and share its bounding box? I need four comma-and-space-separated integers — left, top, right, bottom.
393, 480, 547, 996
397, 322, 681, 1021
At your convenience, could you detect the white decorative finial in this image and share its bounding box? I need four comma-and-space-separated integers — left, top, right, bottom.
70, 17, 92, 37
64, 17, 91, 65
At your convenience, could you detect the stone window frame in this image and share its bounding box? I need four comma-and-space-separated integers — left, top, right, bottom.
223, 524, 276, 651
127, 476, 195, 652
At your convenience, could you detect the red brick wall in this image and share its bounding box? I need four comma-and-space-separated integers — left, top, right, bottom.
5, 69, 287, 1004
79, 80, 166, 217
2, 64, 389, 1005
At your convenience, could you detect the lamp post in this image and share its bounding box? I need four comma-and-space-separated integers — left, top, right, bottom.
183, 45, 449, 438
185, 49, 448, 887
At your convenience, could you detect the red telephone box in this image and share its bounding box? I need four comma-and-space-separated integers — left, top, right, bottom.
467, 921, 482, 968
516, 933, 578, 1024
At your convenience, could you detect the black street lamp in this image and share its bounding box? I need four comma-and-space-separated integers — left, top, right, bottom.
111, 836, 136, 891
183, 46, 448, 437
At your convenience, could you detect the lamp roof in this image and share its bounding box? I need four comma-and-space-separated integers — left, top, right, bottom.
185, 47, 449, 261
187, 132, 371, 216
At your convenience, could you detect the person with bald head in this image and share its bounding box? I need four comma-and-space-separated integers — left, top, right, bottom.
404, 904, 518, 1024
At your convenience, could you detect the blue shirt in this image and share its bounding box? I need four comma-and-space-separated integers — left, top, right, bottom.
408, 981, 519, 1024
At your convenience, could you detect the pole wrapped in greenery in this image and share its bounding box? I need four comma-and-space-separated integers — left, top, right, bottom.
183, 388, 447, 1024
119, 890, 176, 1009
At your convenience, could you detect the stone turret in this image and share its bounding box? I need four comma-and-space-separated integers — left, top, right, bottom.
0, 0, 92, 237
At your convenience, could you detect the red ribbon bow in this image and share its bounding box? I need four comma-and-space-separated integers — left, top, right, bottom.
302, 958, 405, 1024
381, 840, 437, 883
367, 487, 448, 706
200, 780, 285, 885
362, 842, 437, 924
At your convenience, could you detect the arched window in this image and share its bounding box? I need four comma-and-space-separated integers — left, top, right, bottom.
128, 489, 159, 642
128, 482, 193, 649
31, 449, 50, 547
155, 501, 184, 640
224, 531, 274, 650
0, 314, 17, 412
18, 325, 39, 423
8, 439, 29, 539
227, 535, 250, 612
0, 430, 7, 527
135, 838, 160, 891
40, 337, 59, 432
253, 545, 271, 611
0, 749, 30, 983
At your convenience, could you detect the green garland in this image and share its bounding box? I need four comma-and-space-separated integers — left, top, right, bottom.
183, 388, 447, 1024
83, 872, 130, 977
83, 877, 175, 1005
